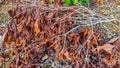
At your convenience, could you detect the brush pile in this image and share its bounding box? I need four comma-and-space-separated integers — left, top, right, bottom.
0, 0, 120, 68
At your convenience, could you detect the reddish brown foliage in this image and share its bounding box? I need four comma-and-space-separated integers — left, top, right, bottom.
0, 5, 120, 68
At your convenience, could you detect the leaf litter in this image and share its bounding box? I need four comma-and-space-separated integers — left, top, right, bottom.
0, 0, 120, 68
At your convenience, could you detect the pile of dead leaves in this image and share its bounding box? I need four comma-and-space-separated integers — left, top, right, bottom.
0, 5, 120, 68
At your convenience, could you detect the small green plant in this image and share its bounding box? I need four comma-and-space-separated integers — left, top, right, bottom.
64, 0, 73, 6
64, 0, 89, 6
79, 0, 89, 6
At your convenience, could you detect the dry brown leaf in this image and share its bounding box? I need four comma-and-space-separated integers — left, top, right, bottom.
34, 18, 40, 36
93, 44, 115, 54
96, 0, 103, 6
47, 12, 54, 19
64, 51, 71, 60
102, 56, 116, 66
40, 0, 46, 5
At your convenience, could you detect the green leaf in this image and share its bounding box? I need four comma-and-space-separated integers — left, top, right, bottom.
79, 0, 89, 6
64, 0, 89, 6
73, 0, 79, 5
64, 0, 73, 6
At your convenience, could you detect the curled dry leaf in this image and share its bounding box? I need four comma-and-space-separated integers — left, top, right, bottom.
93, 44, 115, 54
